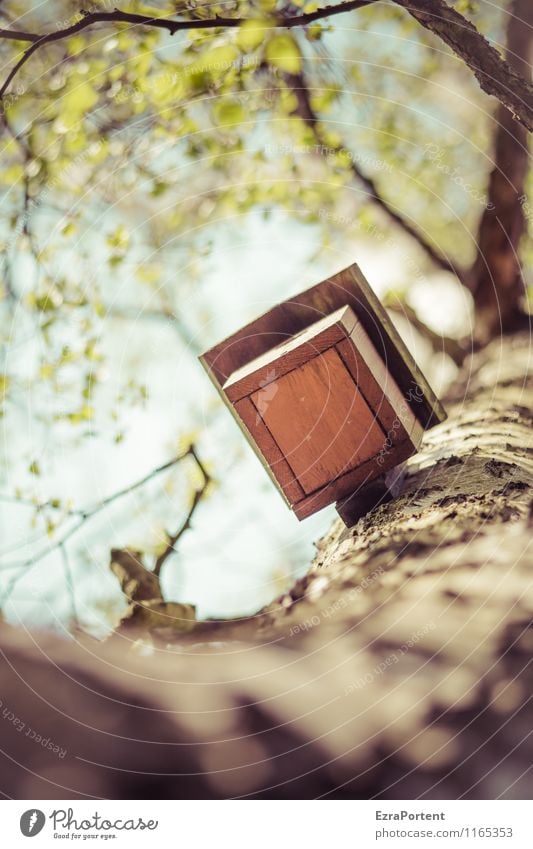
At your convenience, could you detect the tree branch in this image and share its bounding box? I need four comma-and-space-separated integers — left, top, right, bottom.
467, 0, 532, 342
60, 543, 79, 627
1, 1, 532, 133
0, 0, 533, 131
109, 546, 197, 637
0, 445, 202, 604
286, 70, 466, 280
153, 446, 210, 577
110, 548, 163, 603
0, 2, 375, 98
108, 448, 211, 636
393, 0, 533, 132
385, 298, 468, 365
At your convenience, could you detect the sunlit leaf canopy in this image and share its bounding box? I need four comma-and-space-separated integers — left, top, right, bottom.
0, 0, 529, 632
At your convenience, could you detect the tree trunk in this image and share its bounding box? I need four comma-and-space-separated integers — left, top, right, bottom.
0, 333, 532, 799
469, 0, 532, 342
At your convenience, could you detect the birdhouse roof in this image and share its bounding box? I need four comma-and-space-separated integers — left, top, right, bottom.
200, 262, 446, 429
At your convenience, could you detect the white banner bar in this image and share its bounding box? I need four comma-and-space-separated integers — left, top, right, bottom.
1, 800, 531, 848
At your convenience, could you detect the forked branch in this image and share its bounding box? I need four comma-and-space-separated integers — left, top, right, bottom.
0, 1, 532, 132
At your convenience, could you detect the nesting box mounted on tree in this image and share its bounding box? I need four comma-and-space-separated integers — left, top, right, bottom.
200, 263, 446, 525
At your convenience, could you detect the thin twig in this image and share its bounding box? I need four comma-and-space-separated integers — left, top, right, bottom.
286, 70, 467, 281
60, 543, 79, 626
0, 1, 531, 132
0, 446, 199, 603
0, 0, 376, 43
104, 304, 200, 355
1, 111, 31, 157
153, 446, 211, 577
385, 298, 467, 365
0, 2, 375, 98
0, 493, 85, 516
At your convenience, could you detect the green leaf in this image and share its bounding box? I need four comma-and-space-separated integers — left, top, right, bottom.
150, 180, 168, 197
188, 45, 239, 88
59, 81, 99, 129
28, 291, 61, 312
306, 23, 324, 42
39, 363, 54, 380
265, 34, 302, 74
61, 221, 76, 237
80, 404, 95, 420
204, 44, 239, 75
107, 224, 129, 250
66, 35, 86, 56
213, 99, 246, 126
0, 374, 9, 400
237, 20, 270, 51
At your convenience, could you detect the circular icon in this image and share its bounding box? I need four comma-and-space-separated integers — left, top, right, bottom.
20, 810, 46, 837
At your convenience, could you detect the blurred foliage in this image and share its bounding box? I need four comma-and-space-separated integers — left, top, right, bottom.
0, 0, 529, 626
0, 0, 524, 432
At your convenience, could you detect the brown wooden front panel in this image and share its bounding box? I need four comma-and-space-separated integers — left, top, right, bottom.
234, 396, 304, 506
292, 436, 417, 520
251, 348, 386, 495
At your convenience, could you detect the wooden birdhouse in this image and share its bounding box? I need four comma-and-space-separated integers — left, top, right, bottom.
200, 263, 446, 524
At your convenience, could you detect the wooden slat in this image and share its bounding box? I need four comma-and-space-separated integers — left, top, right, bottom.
293, 437, 417, 520
200, 321, 293, 386
348, 320, 424, 447
336, 337, 405, 444
280, 264, 446, 428
234, 397, 304, 506
252, 348, 386, 496
336, 333, 423, 450
223, 306, 357, 403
